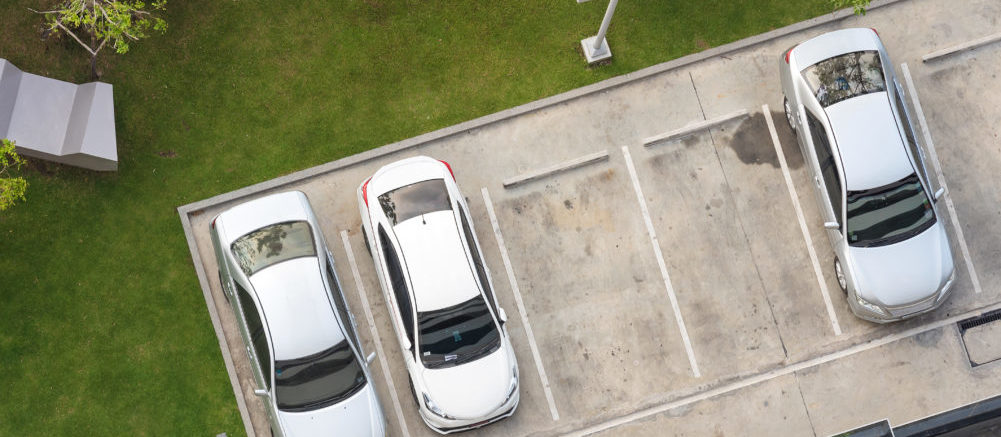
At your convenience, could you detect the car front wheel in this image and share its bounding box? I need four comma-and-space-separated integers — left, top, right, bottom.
834, 258, 848, 296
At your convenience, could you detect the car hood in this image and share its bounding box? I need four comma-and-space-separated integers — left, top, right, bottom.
278, 384, 385, 437
848, 221, 953, 306
421, 343, 514, 419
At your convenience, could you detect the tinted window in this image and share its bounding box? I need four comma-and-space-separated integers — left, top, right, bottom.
325, 257, 360, 349
231, 221, 316, 276
378, 179, 451, 226
379, 225, 415, 343
806, 112, 843, 222
803, 51, 886, 108
846, 173, 936, 247
274, 341, 367, 412
458, 207, 499, 318
236, 283, 271, 389
418, 297, 500, 369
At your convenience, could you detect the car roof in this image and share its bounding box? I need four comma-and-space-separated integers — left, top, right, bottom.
394, 209, 480, 312
790, 28, 881, 72
249, 257, 345, 361
825, 92, 914, 191
215, 191, 311, 245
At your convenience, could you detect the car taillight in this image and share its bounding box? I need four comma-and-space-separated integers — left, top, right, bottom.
361, 178, 372, 206
438, 160, 455, 179
211, 217, 217, 229
870, 27, 879, 36
785, 48, 793, 64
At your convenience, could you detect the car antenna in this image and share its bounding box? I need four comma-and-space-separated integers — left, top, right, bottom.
422, 213, 426, 225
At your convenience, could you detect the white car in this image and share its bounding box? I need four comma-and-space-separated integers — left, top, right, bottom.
779, 28, 956, 322
210, 191, 386, 437
357, 156, 519, 434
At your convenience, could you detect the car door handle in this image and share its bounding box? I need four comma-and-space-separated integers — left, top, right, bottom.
814, 176, 821, 186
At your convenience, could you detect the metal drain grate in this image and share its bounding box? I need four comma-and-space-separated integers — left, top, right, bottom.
958, 309, 1001, 367
958, 308, 1001, 333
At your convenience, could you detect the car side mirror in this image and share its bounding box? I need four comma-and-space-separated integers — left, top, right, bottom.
366, 352, 376, 364
498, 307, 508, 324
934, 187, 945, 201
253, 389, 269, 398
824, 221, 840, 230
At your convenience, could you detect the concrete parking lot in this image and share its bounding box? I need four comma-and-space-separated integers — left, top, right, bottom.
179, 0, 1001, 435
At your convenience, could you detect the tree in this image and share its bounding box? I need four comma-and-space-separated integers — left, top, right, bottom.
0, 139, 28, 212
32, 0, 167, 79
832, 0, 871, 15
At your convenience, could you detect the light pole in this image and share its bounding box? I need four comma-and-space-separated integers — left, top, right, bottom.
580, 0, 618, 64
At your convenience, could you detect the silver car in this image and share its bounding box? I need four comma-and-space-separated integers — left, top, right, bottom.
779, 28, 955, 322
210, 191, 386, 436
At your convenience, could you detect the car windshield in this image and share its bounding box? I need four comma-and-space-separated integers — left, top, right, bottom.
231, 221, 315, 276
418, 296, 500, 369
377, 179, 451, 226
802, 50, 886, 108
846, 173, 936, 247
274, 341, 367, 412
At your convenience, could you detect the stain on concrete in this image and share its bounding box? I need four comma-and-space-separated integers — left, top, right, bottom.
914, 328, 943, 348
723, 112, 804, 169
564, 199, 574, 210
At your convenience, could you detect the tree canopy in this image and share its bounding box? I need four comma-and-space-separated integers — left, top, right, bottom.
0, 139, 28, 212
33, 0, 167, 78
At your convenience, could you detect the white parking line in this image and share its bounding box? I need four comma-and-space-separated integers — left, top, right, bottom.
762, 105, 843, 336
900, 63, 983, 295
620, 146, 702, 378
339, 230, 412, 437
566, 299, 1001, 437
481, 187, 561, 422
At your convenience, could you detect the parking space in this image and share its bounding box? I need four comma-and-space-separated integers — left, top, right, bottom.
180, 1, 1001, 436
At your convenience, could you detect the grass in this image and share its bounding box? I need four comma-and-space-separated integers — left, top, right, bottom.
0, 0, 834, 434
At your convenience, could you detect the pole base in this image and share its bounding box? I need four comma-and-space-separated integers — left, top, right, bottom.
581, 36, 612, 64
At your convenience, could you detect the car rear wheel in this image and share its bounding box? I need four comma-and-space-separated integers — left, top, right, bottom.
218, 271, 230, 303
783, 97, 796, 133
362, 226, 371, 255
834, 258, 848, 296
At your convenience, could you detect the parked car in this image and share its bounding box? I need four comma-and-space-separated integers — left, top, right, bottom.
357, 156, 519, 434
210, 191, 386, 437
778, 28, 956, 323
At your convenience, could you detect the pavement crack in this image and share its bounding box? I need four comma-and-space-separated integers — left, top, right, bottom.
689, 71, 716, 145
705, 124, 789, 361
795, 372, 818, 437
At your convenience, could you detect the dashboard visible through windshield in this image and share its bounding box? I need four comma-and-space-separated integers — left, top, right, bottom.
274, 340, 367, 412
846, 173, 935, 247
418, 297, 500, 369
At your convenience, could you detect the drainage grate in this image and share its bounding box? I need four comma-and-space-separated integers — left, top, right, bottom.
958, 308, 1001, 333
958, 309, 1001, 367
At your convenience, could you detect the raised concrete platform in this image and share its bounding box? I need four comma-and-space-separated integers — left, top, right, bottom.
0, 59, 118, 171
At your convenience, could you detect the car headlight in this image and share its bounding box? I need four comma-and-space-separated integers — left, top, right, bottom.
856, 294, 889, 316
505, 366, 519, 401
939, 271, 956, 296
422, 392, 453, 419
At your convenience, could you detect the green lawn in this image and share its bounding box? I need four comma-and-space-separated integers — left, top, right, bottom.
1, 0, 833, 434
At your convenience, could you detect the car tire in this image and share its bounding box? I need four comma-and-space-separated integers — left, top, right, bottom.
362, 226, 371, 255
409, 377, 419, 405
218, 271, 230, 303
784, 97, 796, 133
834, 257, 848, 296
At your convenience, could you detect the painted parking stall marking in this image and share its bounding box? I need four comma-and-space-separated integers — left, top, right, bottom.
339, 230, 412, 437
762, 104, 843, 336
899, 63, 983, 295
481, 187, 561, 421
620, 145, 702, 378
